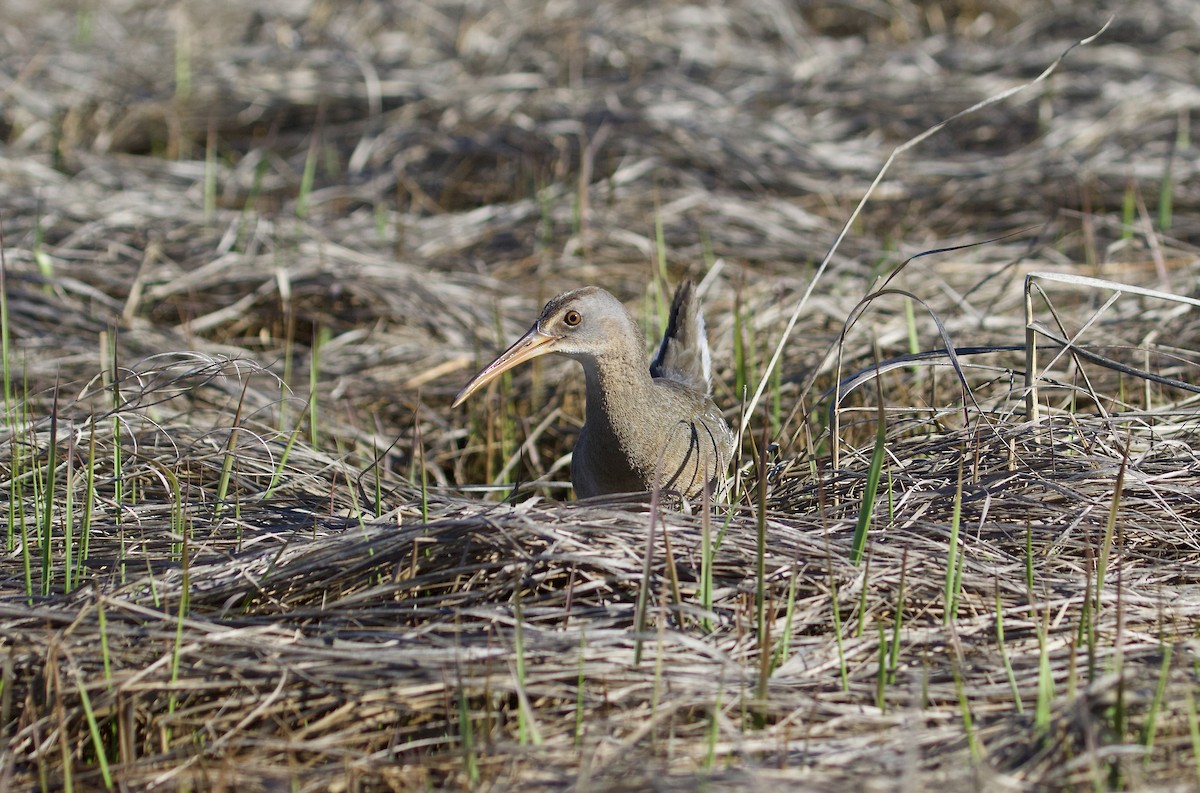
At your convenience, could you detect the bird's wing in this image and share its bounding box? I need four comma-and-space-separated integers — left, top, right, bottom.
649, 281, 712, 395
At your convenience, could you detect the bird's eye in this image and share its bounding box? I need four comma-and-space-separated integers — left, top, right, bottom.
563, 309, 582, 327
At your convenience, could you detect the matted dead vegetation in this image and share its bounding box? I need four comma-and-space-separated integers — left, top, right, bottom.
2, 0, 1199, 790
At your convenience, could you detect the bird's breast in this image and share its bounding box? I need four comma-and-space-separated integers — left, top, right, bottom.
572, 379, 733, 498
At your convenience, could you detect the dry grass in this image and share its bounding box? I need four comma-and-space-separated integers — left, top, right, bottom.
2, 0, 1200, 790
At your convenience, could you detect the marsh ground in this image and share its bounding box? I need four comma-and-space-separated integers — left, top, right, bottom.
2, 1, 1199, 790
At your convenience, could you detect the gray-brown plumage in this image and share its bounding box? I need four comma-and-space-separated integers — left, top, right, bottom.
453, 283, 735, 499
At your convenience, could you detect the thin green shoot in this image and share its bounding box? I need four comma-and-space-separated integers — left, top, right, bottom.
943, 457, 964, 624
74, 4, 94, 44
704, 680, 722, 770
371, 443, 384, 517
700, 227, 716, 272
771, 559, 799, 670
1159, 136, 1175, 233
653, 208, 669, 295
278, 268, 295, 428
63, 436, 74, 593
96, 597, 112, 683
754, 591, 770, 730
1121, 180, 1136, 241
55, 657, 74, 793
904, 296, 920, 374
512, 589, 542, 746
1140, 642, 1172, 757
169, 466, 187, 561
511, 664, 546, 751
574, 631, 586, 746
660, 514, 684, 627
1025, 520, 1034, 593
653, 584, 670, 737
1185, 684, 1200, 789
850, 379, 888, 566
952, 659, 982, 762
18, 464, 31, 602
856, 552, 871, 637
174, 13, 192, 104
827, 558, 849, 693
0, 239, 13, 415
262, 409, 305, 500
949, 534, 966, 623
33, 214, 55, 292
73, 668, 113, 790
733, 295, 749, 399
633, 488, 658, 666
321, 141, 341, 184
415, 415, 429, 524
770, 350, 782, 437
101, 332, 124, 534
500, 373, 519, 489
1111, 565, 1127, 789
246, 152, 270, 220
1035, 604, 1054, 735
1097, 442, 1128, 594
995, 584, 1023, 713
700, 483, 714, 633
875, 621, 888, 711
1082, 552, 1097, 684
374, 200, 388, 241
753, 423, 769, 714
331, 436, 371, 549
886, 459, 896, 528
41, 395, 59, 595
143, 553, 161, 609
167, 493, 190, 735
203, 123, 217, 222
456, 683, 479, 785
888, 549, 907, 683
215, 380, 251, 517
308, 326, 330, 448
296, 135, 318, 218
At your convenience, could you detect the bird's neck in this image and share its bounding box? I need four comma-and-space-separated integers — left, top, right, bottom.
577, 341, 654, 435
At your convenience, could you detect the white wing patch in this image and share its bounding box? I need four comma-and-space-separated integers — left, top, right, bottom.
650, 281, 712, 395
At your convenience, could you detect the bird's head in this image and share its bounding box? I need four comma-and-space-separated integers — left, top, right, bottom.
452, 287, 635, 407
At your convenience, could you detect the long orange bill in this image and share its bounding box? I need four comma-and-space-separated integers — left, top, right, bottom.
451, 325, 560, 407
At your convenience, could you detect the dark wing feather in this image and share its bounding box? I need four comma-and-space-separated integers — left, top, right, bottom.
649, 281, 712, 395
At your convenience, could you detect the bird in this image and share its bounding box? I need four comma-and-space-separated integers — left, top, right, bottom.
452, 282, 735, 499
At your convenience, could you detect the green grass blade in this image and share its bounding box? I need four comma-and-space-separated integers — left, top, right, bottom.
574, 631, 586, 746
850, 402, 887, 565
952, 660, 982, 762
1140, 643, 1172, 756
73, 668, 113, 789
296, 135, 318, 218
995, 584, 1023, 714
1035, 606, 1054, 735
1097, 442, 1129, 594
41, 392, 59, 595
888, 549, 907, 683
1186, 684, 1200, 789
456, 684, 479, 785
943, 458, 965, 624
